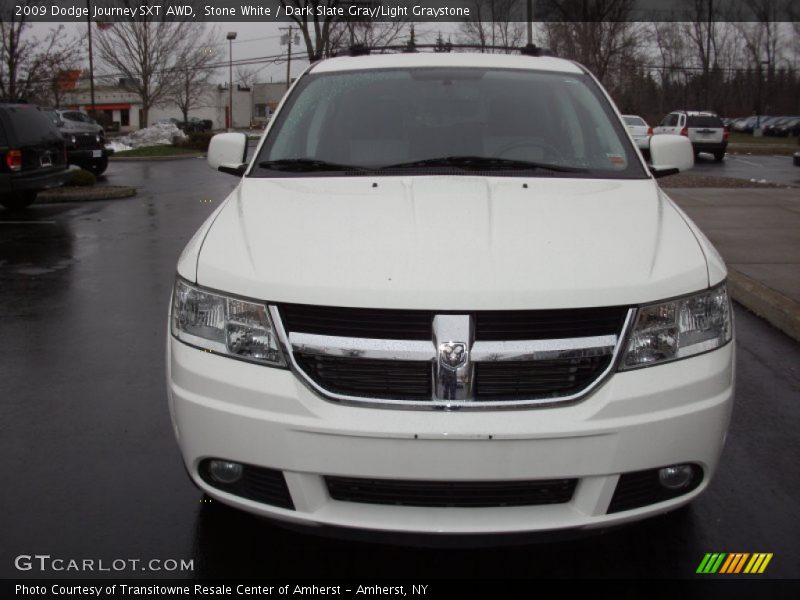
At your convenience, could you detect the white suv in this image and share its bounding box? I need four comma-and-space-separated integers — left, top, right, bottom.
167, 52, 734, 537
654, 111, 728, 162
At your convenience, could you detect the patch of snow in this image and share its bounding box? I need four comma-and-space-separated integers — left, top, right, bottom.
107, 123, 187, 151
106, 141, 132, 152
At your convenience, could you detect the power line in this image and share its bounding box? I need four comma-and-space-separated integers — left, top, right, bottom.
206, 33, 284, 48
16, 51, 311, 88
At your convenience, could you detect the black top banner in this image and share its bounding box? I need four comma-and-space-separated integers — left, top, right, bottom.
6, 0, 798, 23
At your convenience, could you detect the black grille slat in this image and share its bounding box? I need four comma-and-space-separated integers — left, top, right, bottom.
296, 355, 432, 400
280, 304, 627, 341
73, 133, 99, 149
281, 304, 433, 340
475, 357, 610, 400
475, 307, 627, 340
326, 476, 577, 507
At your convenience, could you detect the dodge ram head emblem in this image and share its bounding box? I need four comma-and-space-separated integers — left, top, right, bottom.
439, 342, 468, 369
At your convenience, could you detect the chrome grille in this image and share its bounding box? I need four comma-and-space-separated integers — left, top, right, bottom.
271, 305, 634, 409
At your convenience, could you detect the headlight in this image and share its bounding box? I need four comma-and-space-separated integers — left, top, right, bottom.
620, 283, 732, 370
170, 279, 286, 367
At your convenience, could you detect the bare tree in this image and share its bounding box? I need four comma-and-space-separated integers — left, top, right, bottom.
171, 31, 221, 124
234, 65, 260, 88
0, 2, 78, 103
736, 0, 786, 115
329, 20, 407, 53
458, 0, 526, 52
279, 0, 342, 61
94, 4, 211, 127
651, 22, 688, 116
539, 0, 641, 85
681, 0, 734, 109
45, 63, 82, 108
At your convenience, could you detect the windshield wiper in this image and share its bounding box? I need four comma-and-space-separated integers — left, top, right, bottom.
380, 156, 589, 173
257, 158, 367, 172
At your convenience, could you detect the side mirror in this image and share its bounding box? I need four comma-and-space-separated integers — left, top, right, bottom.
649, 134, 693, 178
208, 132, 248, 176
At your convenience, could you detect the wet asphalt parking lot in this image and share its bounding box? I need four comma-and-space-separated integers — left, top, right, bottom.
692, 152, 800, 186
1, 159, 798, 580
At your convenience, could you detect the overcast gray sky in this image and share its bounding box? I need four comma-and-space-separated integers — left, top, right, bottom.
30, 20, 456, 85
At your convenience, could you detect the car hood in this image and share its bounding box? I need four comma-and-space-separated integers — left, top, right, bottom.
193, 176, 711, 310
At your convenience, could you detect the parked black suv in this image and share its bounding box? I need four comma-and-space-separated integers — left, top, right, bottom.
42, 108, 112, 175
0, 103, 70, 210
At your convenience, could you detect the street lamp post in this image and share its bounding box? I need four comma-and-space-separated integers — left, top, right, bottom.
86, 0, 95, 117
227, 31, 237, 130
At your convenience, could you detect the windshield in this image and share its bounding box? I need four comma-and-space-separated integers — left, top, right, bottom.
43, 110, 61, 127
252, 67, 646, 179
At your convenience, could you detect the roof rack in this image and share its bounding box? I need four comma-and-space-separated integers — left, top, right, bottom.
348, 43, 371, 56
338, 43, 552, 58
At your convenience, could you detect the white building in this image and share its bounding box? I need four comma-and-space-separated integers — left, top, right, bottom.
62, 80, 252, 132
252, 82, 292, 124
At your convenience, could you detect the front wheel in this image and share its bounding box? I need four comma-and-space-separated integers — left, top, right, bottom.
77, 157, 108, 176
89, 157, 108, 176
0, 191, 37, 210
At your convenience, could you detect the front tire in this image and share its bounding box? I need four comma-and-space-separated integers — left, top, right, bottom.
0, 191, 37, 210
76, 157, 108, 176
89, 157, 108, 176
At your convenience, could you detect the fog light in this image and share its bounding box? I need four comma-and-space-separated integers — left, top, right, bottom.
208, 460, 243, 484
658, 465, 694, 490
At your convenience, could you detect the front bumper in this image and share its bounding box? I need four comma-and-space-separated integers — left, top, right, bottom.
691, 141, 728, 152
67, 148, 113, 161
167, 335, 734, 535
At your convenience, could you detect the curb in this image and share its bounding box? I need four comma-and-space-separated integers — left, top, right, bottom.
729, 269, 800, 343
37, 185, 137, 204
110, 154, 205, 161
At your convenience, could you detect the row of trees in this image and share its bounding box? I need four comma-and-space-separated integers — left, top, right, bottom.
542, 19, 798, 121
269, 0, 800, 120
453, 0, 800, 121
2, 0, 799, 127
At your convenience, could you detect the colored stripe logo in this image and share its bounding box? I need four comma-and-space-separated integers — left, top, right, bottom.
697, 553, 773, 574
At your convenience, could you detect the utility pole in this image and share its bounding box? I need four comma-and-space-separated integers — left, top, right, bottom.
526, 0, 533, 45
86, 0, 95, 117
227, 31, 237, 130
704, 0, 712, 110
279, 26, 294, 91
